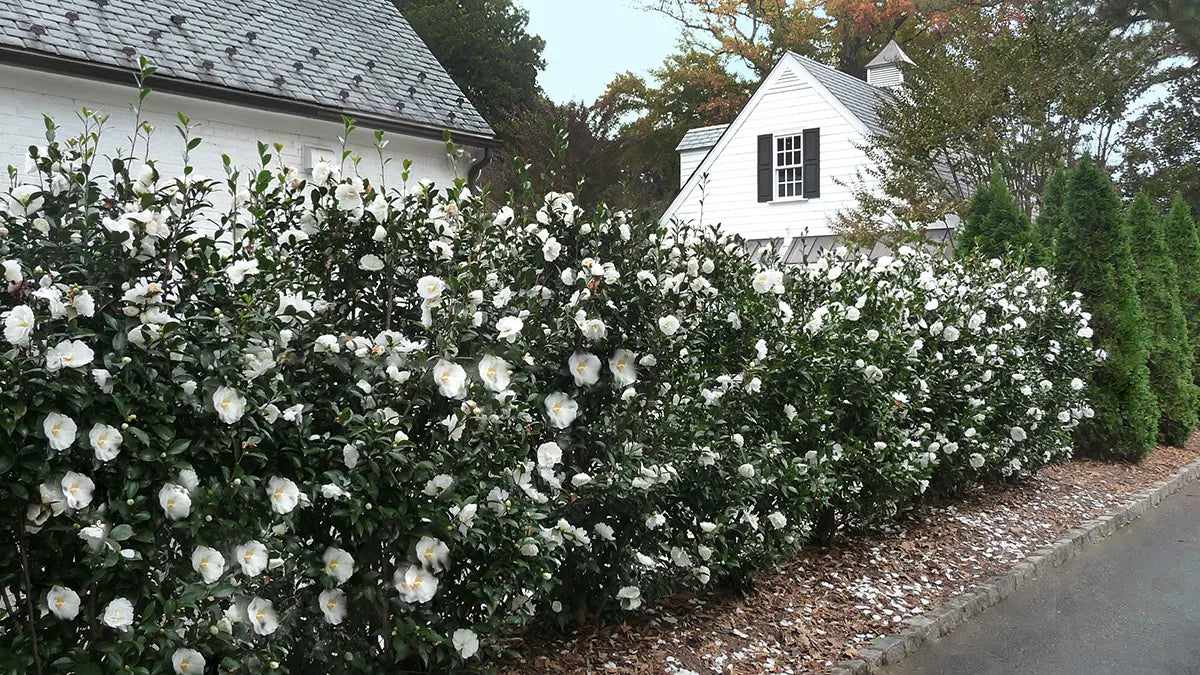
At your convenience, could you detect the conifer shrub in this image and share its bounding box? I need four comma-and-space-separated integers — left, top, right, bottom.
1053, 157, 1158, 459
1126, 192, 1197, 445
1164, 193, 1200, 385
1033, 165, 1067, 265
956, 168, 1044, 263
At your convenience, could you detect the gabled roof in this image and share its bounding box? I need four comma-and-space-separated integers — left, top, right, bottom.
676, 124, 729, 152
789, 53, 892, 136
865, 39, 915, 69
0, 0, 496, 146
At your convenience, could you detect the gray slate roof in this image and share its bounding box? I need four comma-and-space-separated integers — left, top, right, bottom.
676, 124, 729, 152
790, 53, 892, 136
0, 0, 495, 142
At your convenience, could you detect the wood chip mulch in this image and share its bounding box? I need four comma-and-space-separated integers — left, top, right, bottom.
502, 438, 1200, 674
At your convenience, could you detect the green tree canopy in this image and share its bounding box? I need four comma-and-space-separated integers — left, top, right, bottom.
1164, 193, 1200, 383
1054, 157, 1158, 460
1126, 191, 1197, 445
838, 0, 1168, 239
956, 167, 1045, 263
395, 0, 546, 128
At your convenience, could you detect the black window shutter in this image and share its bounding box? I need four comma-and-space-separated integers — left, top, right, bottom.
757, 134, 773, 203
802, 128, 820, 198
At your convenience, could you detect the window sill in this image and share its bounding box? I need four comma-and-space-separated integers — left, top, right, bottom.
769, 197, 811, 204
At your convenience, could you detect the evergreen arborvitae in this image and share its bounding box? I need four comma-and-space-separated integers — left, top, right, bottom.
1163, 193, 1200, 386
1033, 165, 1067, 265
956, 168, 1044, 262
1126, 192, 1197, 446
1053, 158, 1158, 460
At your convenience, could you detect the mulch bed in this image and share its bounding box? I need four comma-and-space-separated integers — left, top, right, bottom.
503, 439, 1200, 674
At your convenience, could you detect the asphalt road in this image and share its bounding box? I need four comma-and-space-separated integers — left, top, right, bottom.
887, 479, 1200, 675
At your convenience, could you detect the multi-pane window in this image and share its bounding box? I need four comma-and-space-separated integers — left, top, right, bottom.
775, 134, 804, 198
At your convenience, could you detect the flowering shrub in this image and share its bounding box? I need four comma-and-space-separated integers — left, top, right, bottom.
0, 116, 1094, 672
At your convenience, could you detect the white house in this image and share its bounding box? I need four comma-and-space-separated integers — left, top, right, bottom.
0, 0, 496, 189
663, 40, 952, 261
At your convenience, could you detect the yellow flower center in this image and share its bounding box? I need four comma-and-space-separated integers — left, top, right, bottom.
97, 434, 108, 446
575, 363, 586, 374
167, 498, 176, 508
552, 403, 563, 415
256, 610, 265, 622
326, 598, 337, 610
273, 489, 283, 501
440, 371, 450, 384
220, 397, 231, 410
68, 483, 79, 495
412, 577, 423, 588
199, 558, 208, 569
55, 598, 64, 609
329, 559, 339, 570
180, 659, 190, 672
243, 551, 253, 562
616, 360, 626, 371
63, 354, 75, 364
51, 424, 61, 437
486, 367, 496, 380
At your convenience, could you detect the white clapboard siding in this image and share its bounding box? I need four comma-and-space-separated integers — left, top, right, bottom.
664, 57, 876, 241
679, 148, 709, 186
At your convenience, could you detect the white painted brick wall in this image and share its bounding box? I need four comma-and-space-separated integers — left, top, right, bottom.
1, 64, 480, 193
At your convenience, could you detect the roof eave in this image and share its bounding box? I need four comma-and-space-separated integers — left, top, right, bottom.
0, 46, 500, 149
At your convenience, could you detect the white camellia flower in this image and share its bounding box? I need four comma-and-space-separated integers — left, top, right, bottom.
69, 291, 95, 318
416, 275, 445, 301
323, 547, 355, 585
616, 586, 642, 610
493, 205, 514, 227
542, 237, 562, 262
192, 546, 226, 584
212, 386, 246, 424
536, 442, 563, 468
544, 392, 578, 428
768, 511, 787, 529
225, 259, 259, 285
1010, 426, 1027, 442
969, 453, 986, 469
159, 483, 192, 520
102, 597, 135, 630
496, 315, 524, 343
267, 476, 301, 514
172, 648, 205, 674
433, 359, 469, 399
358, 254, 384, 271
452, 628, 480, 659
608, 349, 638, 387
61, 472, 95, 509
47, 585, 81, 620
79, 523, 109, 551
4, 305, 35, 346
247, 597, 279, 635
45, 339, 94, 372
737, 463, 756, 478
235, 540, 269, 576
43, 413, 76, 451
89, 423, 123, 461
577, 314, 607, 341
319, 588, 347, 625
313, 334, 340, 353
657, 315, 681, 336
1070, 378, 1085, 391
477, 355, 512, 392
415, 536, 450, 572
752, 269, 785, 294
568, 352, 601, 386
334, 182, 363, 211
393, 564, 439, 603
1, 259, 20, 285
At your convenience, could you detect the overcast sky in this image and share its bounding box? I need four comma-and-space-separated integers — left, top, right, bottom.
519, 0, 682, 104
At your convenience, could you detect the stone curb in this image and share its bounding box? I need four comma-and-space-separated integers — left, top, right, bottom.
829, 457, 1200, 675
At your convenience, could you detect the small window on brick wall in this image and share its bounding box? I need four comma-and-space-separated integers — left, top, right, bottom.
775, 134, 804, 198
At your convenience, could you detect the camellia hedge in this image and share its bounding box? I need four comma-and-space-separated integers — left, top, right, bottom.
0, 116, 1094, 673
